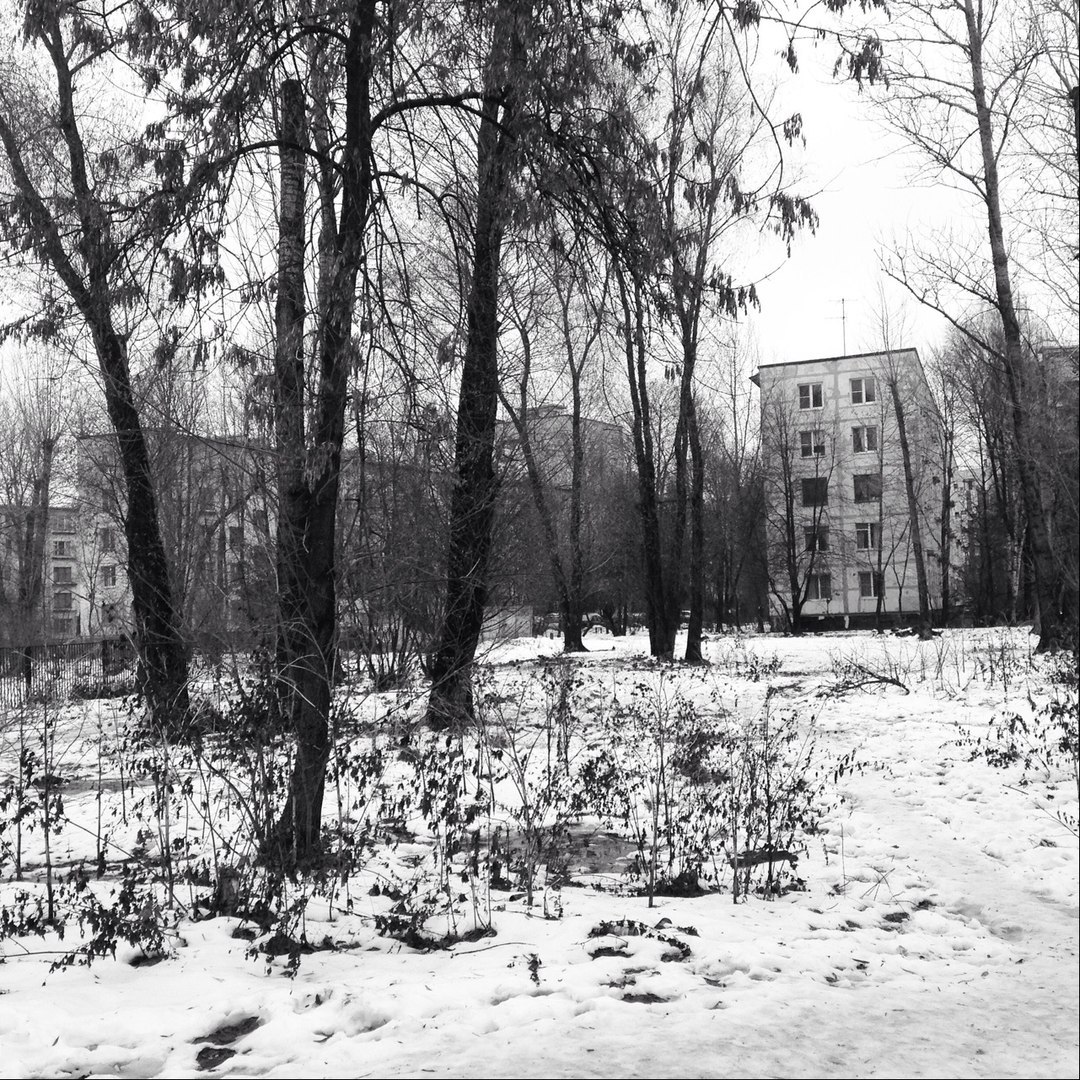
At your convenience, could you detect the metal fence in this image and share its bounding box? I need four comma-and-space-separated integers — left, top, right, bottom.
0, 639, 138, 709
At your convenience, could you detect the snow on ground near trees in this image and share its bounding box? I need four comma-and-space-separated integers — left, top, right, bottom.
0, 628, 1077, 1079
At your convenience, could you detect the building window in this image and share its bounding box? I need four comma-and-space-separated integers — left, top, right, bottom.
804, 526, 829, 552
806, 573, 832, 601
252, 510, 269, 532
51, 614, 75, 637
53, 539, 70, 557
54, 590, 73, 610
859, 571, 885, 599
798, 383, 824, 410
856, 522, 882, 550
100, 527, 116, 553
53, 510, 76, 533
851, 377, 876, 404
800, 429, 826, 457
101, 565, 117, 588
228, 526, 244, 550
853, 472, 883, 503
801, 477, 829, 506
53, 565, 73, 584
852, 425, 879, 454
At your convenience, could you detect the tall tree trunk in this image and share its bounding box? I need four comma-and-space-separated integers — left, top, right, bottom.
685, 387, 705, 661
964, 0, 1063, 649
621, 274, 675, 658
939, 424, 954, 622
98, 330, 192, 731
273, 2, 376, 864
565, 305, 590, 653
428, 10, 521, 726
274, 77, 310, 733
500, 276, 592, 655
888, 380, 933, 636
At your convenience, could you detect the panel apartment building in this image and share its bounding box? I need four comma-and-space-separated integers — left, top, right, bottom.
753, 348, 943, 630
0, 503, 94, 644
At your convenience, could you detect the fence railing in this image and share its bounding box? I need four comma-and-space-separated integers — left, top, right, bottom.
0, 639, 138, 709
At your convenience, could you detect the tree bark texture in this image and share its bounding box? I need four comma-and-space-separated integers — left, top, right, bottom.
272, 1, 376, 864
427, 9, 521, 726
274, 77, 310, 732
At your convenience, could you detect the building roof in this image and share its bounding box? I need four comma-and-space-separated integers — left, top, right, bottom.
751, 348, 922, 386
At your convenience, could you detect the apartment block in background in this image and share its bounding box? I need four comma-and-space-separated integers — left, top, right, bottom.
753, 348, 943, 630
0, 503, 89, 643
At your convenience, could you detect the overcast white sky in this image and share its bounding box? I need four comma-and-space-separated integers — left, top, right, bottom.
741, 39, 964, 367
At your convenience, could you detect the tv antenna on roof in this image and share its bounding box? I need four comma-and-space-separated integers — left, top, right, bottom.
828, 298, 851, 356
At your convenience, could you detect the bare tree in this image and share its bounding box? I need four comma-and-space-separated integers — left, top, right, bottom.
870, 298, 935, 636
1016, 0, 1079, 327
924, 346, 962, 622
0, 348, 75, 646
498, 224, 608, 653
705, 341, 767, 631
760, 394, 840, 633
878, 0, 1070, 648
0, 9, 194, 726
426, 0, 526, 727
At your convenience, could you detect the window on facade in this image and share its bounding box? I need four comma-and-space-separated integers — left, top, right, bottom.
806, 573, 832, 601
54, 590, 73, 610
51, 614, 75, 637
859, 571, 885, 599
53, 511, 76, 533
852, 425, 879, 454
804, 526, 829, 552
53, 539, 70, 557
252, 509, 269, 532
53, 565, 73, 584
101, 565, 116, 588
800, 429, 826, 457
228, 526, 244, 550
801, 477, 829, 506
798, 383, 824, 410
99, 527, 116, 553
856, 522, 882, 550
853, 472, 883, 503
851, 377, 876, 404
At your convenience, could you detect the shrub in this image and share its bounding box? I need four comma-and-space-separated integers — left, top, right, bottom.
965, 652, 1079, 836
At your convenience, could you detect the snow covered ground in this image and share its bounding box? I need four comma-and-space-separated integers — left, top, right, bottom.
0, 627, 1077, 1079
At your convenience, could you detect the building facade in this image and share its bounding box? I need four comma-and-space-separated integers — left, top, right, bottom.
754, 348, 943, 630
75, 431, 278, 649
0, 503, 89, 644
3, 404, 636, 647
